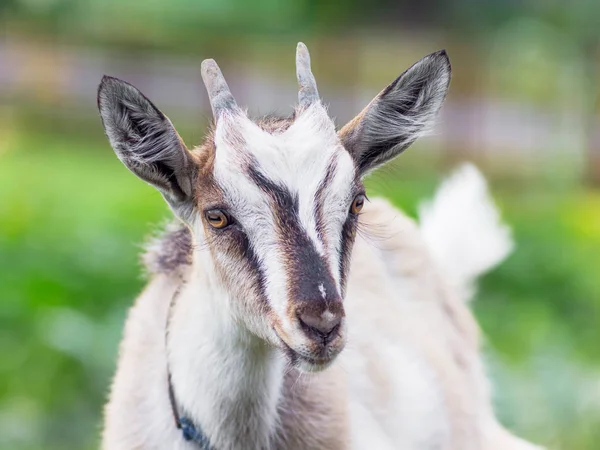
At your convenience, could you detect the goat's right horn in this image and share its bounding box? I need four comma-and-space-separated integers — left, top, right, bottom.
296, 42, 320, 108
201, 59, 238, 118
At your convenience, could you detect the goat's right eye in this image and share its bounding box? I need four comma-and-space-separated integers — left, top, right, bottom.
205, 210, 230, 229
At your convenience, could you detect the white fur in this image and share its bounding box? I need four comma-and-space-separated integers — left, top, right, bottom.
168, 270, 285, 449
419, 164, 514, 300
318, 283, 327, 300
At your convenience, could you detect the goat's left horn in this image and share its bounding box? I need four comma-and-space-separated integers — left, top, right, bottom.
296, 42, 319, 108
201, 59, 238, 118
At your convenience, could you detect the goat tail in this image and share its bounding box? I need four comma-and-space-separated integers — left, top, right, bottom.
418, 163, 513, 301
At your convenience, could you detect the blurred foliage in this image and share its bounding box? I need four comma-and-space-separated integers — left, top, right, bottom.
0, 130, 168, 449
5, 0, 599, 53
1, 128, 599, 449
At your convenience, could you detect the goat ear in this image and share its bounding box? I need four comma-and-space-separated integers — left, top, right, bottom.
97, 76, 196, 219
339, 50, 450, 176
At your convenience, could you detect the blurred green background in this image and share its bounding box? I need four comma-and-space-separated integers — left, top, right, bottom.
1, 1, 600, 449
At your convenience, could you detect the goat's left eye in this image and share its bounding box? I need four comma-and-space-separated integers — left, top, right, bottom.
350, 194, 365, 214
205, 209, 230, 229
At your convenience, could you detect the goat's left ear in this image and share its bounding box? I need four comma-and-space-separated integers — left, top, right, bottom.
97, 76, 197, 220
339, 50, 450, 176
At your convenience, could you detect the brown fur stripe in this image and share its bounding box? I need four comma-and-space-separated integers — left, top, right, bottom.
246, 162, 341, 320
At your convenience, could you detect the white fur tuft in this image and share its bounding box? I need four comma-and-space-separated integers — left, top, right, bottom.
419, 164, 513, 300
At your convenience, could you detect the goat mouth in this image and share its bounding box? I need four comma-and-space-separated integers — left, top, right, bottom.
273, 329, 337, 372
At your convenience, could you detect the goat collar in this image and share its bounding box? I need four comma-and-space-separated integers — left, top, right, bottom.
167, 372, 213, 449
166, 281, 213, 449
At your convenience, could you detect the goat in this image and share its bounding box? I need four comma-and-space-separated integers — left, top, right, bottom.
97, 43, 542, 449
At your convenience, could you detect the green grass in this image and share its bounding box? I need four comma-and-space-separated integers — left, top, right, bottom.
1, 130, 599, 449
0, 132, 169, 450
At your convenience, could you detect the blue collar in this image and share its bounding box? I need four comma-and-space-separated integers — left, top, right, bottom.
168, 372, 213, 449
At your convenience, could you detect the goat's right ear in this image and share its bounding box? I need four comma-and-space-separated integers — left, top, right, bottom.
97, 76, 196, 219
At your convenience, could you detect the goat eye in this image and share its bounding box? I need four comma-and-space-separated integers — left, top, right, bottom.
205, 210, 229, 229
350, 194, 365, 214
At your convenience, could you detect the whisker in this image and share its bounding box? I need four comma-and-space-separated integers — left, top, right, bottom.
291, 371, 304, 393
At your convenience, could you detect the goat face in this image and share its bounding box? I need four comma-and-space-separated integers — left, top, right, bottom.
194, 104, 359, 372
97, 43, 451, 372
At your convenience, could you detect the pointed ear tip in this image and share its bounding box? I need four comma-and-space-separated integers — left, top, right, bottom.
432, 49, 451, 68
99, 74, 124, 86
418, 50, 451, 79
97, 75, 114, 108
98, 75, 112, 91
97, 75, 130, 107
98, 75, 131, 95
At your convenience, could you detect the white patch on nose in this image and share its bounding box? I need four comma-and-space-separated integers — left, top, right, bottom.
318, 283, 326, 300
321, 310, 335, 321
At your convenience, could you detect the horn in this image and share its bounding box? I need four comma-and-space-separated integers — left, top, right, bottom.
296, 42, 319, 108
201, 59, 238, 118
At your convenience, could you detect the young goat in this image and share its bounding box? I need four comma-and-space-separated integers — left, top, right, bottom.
98, 43, 542, 449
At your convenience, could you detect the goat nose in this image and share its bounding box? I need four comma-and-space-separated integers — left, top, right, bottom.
298, 310, 342, 341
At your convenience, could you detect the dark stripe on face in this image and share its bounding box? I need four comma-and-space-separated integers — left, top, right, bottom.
338, 214, 358, 296
313, 156, 338, 248
247, 163, 341, 314
213, 225, 272, 316
248, 165, 299, 214
238, 231, 269, 303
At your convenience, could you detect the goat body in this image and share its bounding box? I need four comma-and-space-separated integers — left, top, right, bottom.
102, 166, 539, 449
97, 43, 542, 449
